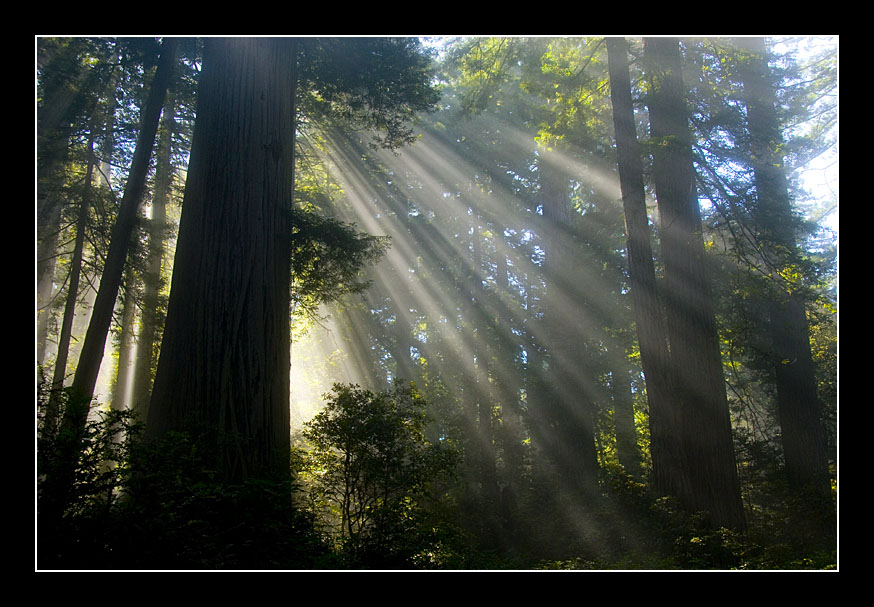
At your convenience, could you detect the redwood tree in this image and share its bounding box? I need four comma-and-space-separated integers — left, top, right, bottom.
734, 37, 833, 539
147, 37, 439, 484
146, 38, 298, 482
606, 37, 679, 495
643, 37, 745, 531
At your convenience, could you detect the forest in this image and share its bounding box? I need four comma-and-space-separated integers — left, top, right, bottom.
35, 35, 838, 571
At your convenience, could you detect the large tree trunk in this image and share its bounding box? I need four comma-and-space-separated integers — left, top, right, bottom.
643, 37, 745, 531
735, 37, 833, 539
147, 38, 297, 483
606, 37, 680, 495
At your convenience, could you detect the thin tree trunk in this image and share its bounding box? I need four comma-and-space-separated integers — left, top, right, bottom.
537, 148, 600, 497
44, 136, 97, 439
44, 38, 178, 520
63, 37, 178, 419
111, 270, 138, 413
611, 356, 642, 479
132, 77, 177, 421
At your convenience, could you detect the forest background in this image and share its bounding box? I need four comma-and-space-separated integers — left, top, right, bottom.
35, 35, 838, 570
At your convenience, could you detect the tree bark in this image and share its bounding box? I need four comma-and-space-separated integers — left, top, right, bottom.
147, 38, 297, 483
111, 270, 138, 413
606, 37, 679, 495
735, 37, 833, 538
643, 37, 745, 531
132, 76, 177, 421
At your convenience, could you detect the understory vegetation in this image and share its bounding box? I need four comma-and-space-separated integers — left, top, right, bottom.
37, 381, 835, 570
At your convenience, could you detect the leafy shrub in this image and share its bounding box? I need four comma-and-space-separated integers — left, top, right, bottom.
296, 380, 459, 567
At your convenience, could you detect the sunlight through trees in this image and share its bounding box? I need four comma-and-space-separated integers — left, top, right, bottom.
37, 35, 837, 571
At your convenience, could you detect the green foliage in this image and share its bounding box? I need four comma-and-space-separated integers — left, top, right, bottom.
290, 209, 390, 334
38, 425, 333, 569
37, 36, 838, 571
297, 37, 440, 150
442, 37, 521, 115
593, 462, 835, 570
111, 432, 333, 569
37, 375, 332, 570
38, 389, 142, 522
297, 380, 459, 566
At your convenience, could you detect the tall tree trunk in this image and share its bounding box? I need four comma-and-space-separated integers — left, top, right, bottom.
37, 43, 82, 351
37, 145, 69, 367
611, 354, 642, 479
457, 219, 501, 546
37, 39, 111, 366
494, 244, 524, 527
537, 148, 600, 498
735, 37, 833, 539
132, 77, 177, 421
643, 37, 745, 531
606, 36, 680, 497
42, 38, 177, 521
44, 136, 97, 439
147, 38, 297, 483
62, 37, 178, 421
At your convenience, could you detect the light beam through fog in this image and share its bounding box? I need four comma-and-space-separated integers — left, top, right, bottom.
286, 106, 655, 546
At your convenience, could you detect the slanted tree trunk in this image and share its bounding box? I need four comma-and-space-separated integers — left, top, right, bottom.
643, 37, 745, 531
42, 38, 178, 521
132, 76, 177, 422
62, 37, 178, 421
606, 37, 679, 493
147, 38, 297, 483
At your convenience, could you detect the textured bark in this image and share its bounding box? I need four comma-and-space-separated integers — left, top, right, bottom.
606, 37, 679, 494
644, 37, 745, 531
735, 38, 832, 524
147, 38, 297, 482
